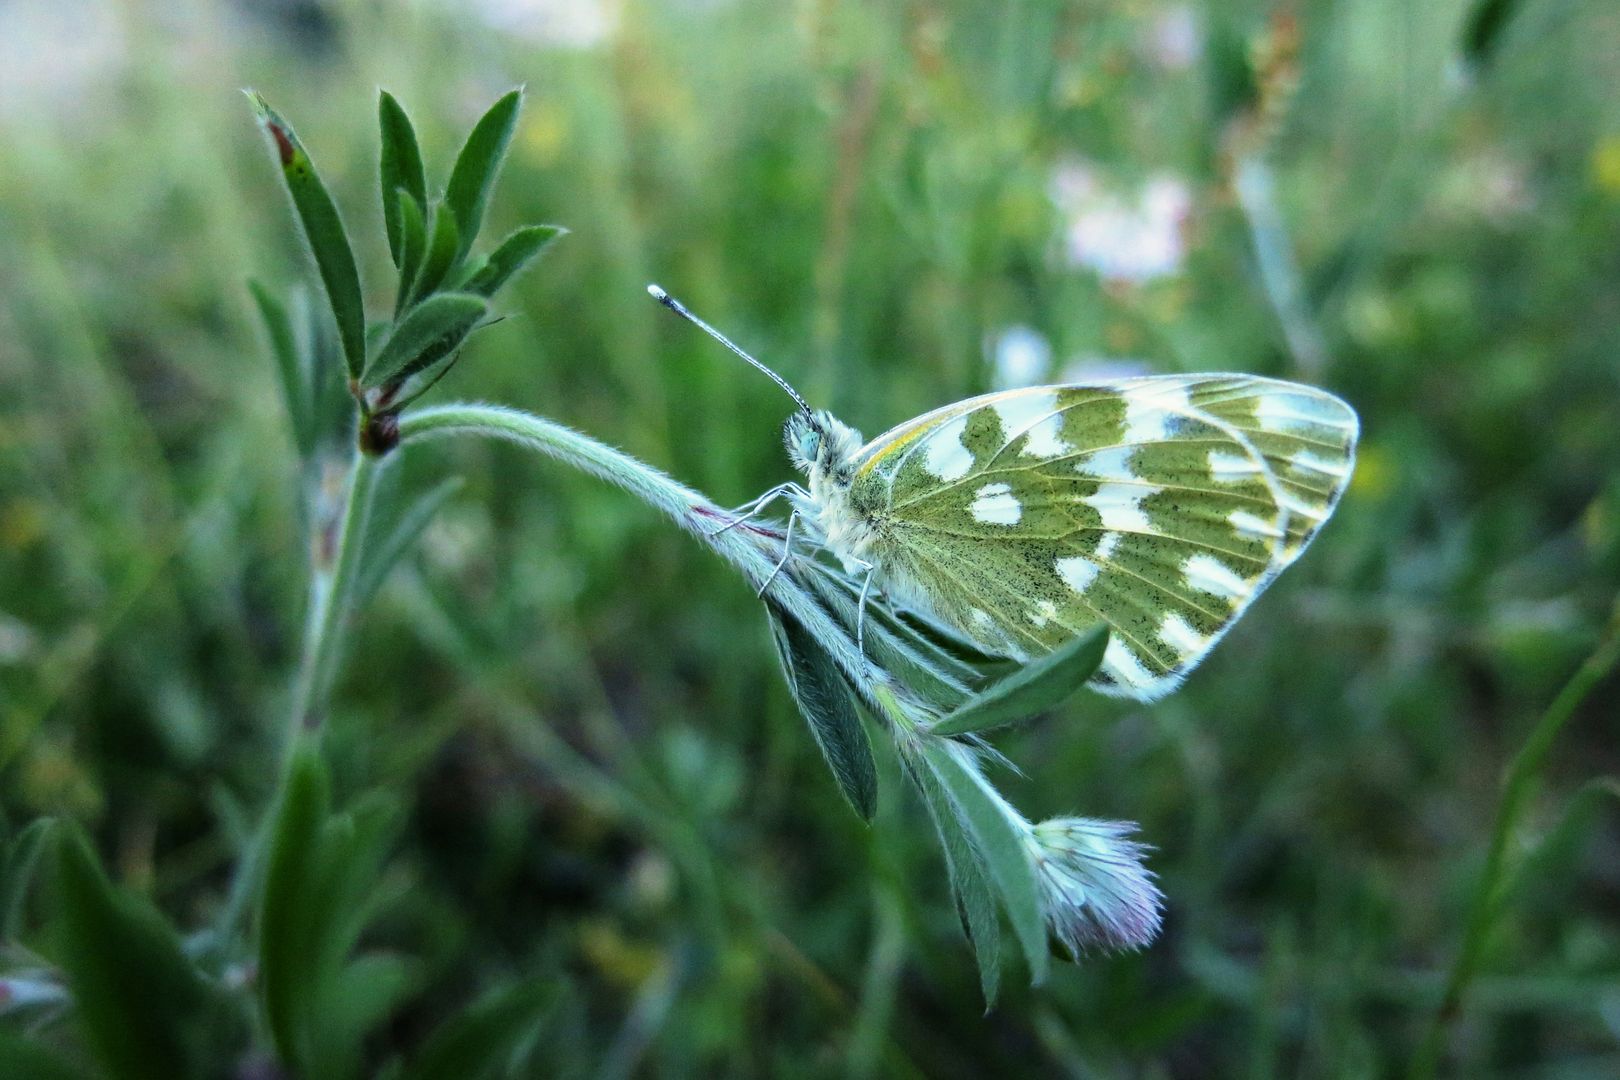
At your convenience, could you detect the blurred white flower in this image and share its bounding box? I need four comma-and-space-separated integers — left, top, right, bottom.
1145, 6, 1203, 71
1059, 355, 1154, 384
1027, 817, 1163, 954
465, 0, 618, 48
986, 325, 1053, 390
1052, 162, 1193, 285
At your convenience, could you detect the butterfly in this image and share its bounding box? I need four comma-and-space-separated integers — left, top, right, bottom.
650, 286, 1358, 701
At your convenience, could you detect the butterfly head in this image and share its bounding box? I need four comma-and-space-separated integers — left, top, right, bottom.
784, 409, 862, 481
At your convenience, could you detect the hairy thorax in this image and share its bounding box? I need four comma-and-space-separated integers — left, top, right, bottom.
801, 466, 880, 574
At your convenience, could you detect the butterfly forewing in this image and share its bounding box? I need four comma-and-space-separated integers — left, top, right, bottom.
846, 376, 1357, 700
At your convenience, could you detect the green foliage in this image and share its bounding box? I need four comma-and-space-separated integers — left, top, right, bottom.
766, 605, 878, 820
379, 91, 429, 269
247, 91, 368, 381
914, 738, 1048, 986
930, 627, 1109, 737
400, 977, 557, 1080
361, 292, 489, 397
443, 90, 523, 262
259, 741, 408, 1080
49, 825, 226, 1080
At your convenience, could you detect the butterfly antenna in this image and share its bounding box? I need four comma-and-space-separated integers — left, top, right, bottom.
647, 285, 813, 416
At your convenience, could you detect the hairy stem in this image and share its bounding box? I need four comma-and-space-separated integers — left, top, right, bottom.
1411, 599, 1620, 1076
286, 450, 384, 740
396, 402, 890, 701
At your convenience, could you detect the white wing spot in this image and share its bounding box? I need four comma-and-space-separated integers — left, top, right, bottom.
1028, 599, 1058, 628
1122, 382, 1189, 444
1055, 555, 1100, 595
1076, 445, 1135, 480
1084, 482, 1158, 531
1184, 553, 1250, 602
1095, 531, 1122, 559
1021, 413, 1069, 457
1159, 612, 1206, 657
1208, 450, 1263, 481
922, 415, 973, 481
992, 393, 1071, 459
970, 482, 1022, 525
1102, 636, 1156, 690
1255, 394, 1357, 435
1290, 449, 1350, 479
1230, 509, 1285, 541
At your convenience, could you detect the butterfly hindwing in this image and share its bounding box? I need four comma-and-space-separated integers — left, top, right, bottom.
845, 376, 1357, 700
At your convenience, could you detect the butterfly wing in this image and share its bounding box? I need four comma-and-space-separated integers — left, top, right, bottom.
844, 375, 1358, 700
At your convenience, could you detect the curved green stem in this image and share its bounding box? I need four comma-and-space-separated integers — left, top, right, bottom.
397, 403, 883, 698
1411, 599, 1620, 1076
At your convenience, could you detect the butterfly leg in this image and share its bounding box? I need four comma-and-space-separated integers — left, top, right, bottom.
852, 559, 877, 674
756, 510, 800, 598
708, 483, 806, 537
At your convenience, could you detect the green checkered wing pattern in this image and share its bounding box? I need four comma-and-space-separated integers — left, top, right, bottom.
844, 375, 1358, 700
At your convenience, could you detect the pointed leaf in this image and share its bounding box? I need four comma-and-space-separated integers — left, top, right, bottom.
249, 280, 314, 457
51, 825, 214, 1080
403, 977, 558, 1080
444, 89, 522, 259
767, 607, 878, 820
905, 757, 1001, 1004
2, 817, 53, 940
360, 293, 487, 393
247, 92, 367, 380
355, 477, 464, 605
918, 740, 1048, 983
379, 91, 427, 268
259, 740, 330, 1072
407, 204, 462, 304
394, 191, 428, 314
930, 627, 1109, 737
463, 225, 565, 297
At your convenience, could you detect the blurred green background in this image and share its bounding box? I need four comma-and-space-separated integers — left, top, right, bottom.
3, 0, 1620, 1075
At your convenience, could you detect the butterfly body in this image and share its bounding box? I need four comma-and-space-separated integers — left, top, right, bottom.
783, 376, 1358, 701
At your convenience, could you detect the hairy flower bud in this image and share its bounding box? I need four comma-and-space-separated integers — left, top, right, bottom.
1027, 817, 1163, 955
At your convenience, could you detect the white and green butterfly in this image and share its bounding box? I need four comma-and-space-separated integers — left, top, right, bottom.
651, 286, 1358, 701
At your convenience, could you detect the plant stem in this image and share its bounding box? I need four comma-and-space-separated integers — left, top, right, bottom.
210, 447, 382, 959
286, 450, 383, 742
1410, 600, 1620, 1076
396, 403, 883, 696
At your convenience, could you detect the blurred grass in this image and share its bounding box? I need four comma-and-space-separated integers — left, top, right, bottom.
2, 0, 1619, 1074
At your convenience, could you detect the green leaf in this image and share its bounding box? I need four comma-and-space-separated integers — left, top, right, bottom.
444, 89, 523, 260
402, 977, 558, 1080
360, 293, 487, 393
394, 192, 428, 315
929, 626, 1109, 737
260, 746, 406, 1080
0, 1031, 88, 1080
51, 824, 215, 1080
905, 757, 1001, 1005
766, 606, 878, 820
354, 477, 464, 605
463, 225, 565, 297
247, 91, 367, 381
407, 204, 462, 304
2, 817, 53, 940
249, 280, 314, 457
260, 741, 330, 1072
919, 740, 1048, 984
378, 91, 427, 268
